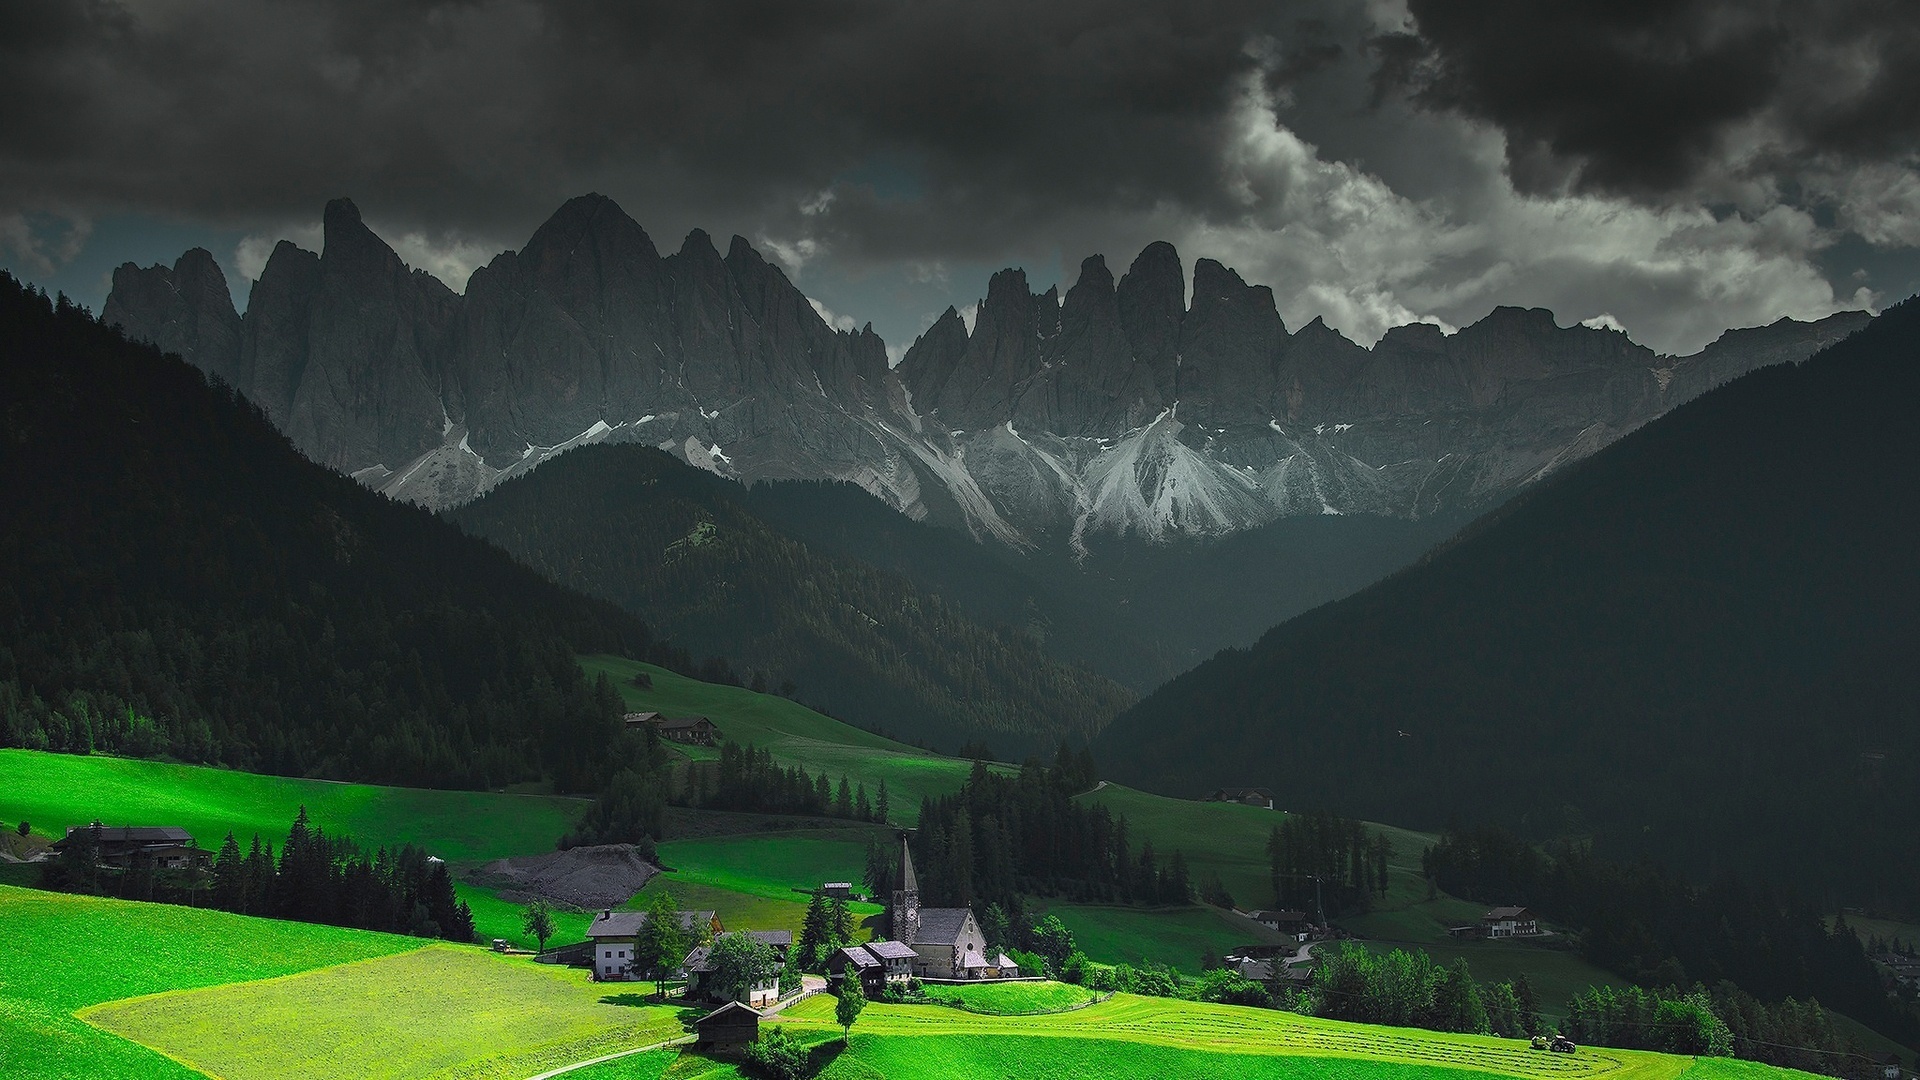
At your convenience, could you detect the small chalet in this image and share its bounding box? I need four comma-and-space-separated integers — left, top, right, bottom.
585, 908, 723, 981
694, 1001, 762, 1050
1247, 909, 1311, 936
51, 823, 203, 869
623, 712, 718, 746
1482, 907, 1541, 938
1207, 788, 1276, 810
829, 944, 886, 994
821, 881, 854, 899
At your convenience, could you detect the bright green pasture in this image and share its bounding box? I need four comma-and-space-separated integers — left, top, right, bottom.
583, 656, 993, 822
775, 992, 1723, 1080
0, 749, 586, 862
920, 980, 1098, 1014
82, 944, 688, 1080
1051, 901, 1290, 970
627, 878, 822, 938
456, 881, 595, 950
650, 829, 884, 938
0, 885, 420, 1080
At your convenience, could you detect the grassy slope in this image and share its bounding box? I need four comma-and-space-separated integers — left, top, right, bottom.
584, 656, 997, 823
83, 944, 687, 1080
0, 885, 421, 1080
0, 749, 587, 862
640, 830, 886, 937
771, 994, 1825, 1080
921, 981, 1099, 1014
1050, 902, 1289, 970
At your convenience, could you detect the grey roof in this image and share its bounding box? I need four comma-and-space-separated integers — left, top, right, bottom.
585, 909, 716, 939
913, 908, 972, 945
622, 711, 663, 724
994, 952, 1019, 969
865, 940, 917, 961
1250, 909, 1307, 923
57, 825, 194, 847
744, 930, 792, 948
1484, 906, 1531, 920
837, 945, 879, 969
659, 715, 713, 730
683, 945, 713, 971
697, 1001, 763, 1025
1235, 958, 1276, 980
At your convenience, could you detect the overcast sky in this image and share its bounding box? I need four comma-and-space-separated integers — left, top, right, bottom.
4, 0, 1918, 356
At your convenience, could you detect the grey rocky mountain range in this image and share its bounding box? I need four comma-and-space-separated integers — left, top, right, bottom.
104, 194, 1870, 552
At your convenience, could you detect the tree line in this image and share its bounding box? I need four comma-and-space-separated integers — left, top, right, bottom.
1423, 825, 1917, 1047
871, 750, 1192, 928
41, 807, 475, 944
1266, 810, 1392, 919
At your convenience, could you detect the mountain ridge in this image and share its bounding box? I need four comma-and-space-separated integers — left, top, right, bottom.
105, 194, 1871, 551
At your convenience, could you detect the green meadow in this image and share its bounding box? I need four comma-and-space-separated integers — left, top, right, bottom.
1048, 901, 1290, 970
0, 885, 420, 1080
0, 749, 586, 862
921, 980, 1099, 1014
584, 655, 998, 821
83, 944, 687, 1080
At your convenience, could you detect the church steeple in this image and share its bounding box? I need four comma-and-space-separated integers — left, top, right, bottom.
891, 830, 920, 944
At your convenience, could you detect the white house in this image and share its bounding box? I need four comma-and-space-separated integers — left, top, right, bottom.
585, 908, 722, 981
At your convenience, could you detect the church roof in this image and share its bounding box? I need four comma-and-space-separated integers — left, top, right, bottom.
899, 833, 918, 893
914, 908, 972, 944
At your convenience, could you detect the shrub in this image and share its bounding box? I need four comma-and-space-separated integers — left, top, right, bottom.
742, 1027, 809, 1080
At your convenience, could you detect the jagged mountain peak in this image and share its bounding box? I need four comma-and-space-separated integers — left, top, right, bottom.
103, 194, 1875, 552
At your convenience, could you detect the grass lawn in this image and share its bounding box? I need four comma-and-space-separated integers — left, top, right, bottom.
920, 981, 1099, 1014
82, 944, 688, 1080
457, 881, 595, 950
773, 992, 1766, 1080
1050, 902, 1291, 970
627, 877, 822, 938
583, 656, 996, 822
0, 884, 421, 1080
544, 1049, 678, 1080
0, 749, 587, 863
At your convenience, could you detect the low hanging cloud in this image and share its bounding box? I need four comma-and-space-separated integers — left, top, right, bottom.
0, 0, 1913, 356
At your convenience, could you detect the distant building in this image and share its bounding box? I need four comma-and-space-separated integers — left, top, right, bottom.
1247, 909, 1311, 935
693, 1001, 762, 1050
1206, 788, 1275, 810
585, 908, 723, 981
821, 882, 854, 899
623, 712, 718, 746
1482, 907, 1541, 938
50, 823, 203, 870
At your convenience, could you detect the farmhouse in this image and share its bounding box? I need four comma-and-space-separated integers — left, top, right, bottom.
584, 907, 723, 981
1247, 909, 1311, 936
623, 712, 718, 746
821, 881, 854, 899
685, 930, 791, 1008
1207, 788, 1276, 810
51, 823, 204, 869
1482, 906, 1541, 938
888, 833, 1019, 979
693, 1001, 762, 1050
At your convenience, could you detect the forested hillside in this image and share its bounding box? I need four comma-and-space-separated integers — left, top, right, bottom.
0, 275, 679, 791
1096, 299, 1917, 913
451, 445, 1134, 753
747, 479, 1468, 690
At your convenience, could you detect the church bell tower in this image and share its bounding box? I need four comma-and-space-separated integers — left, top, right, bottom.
890, 830, 920, 944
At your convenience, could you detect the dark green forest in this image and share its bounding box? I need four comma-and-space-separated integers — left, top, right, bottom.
747, 478, 1465, 691
0, 275, 681, 791
1095, 299, 1920, 915
451, 444, 1134, 754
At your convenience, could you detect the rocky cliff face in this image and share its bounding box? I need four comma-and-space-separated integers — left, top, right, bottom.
105, 195, 1871, 550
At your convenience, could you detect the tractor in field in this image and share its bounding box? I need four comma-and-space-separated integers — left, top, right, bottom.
1551, 1036, 1577, 1053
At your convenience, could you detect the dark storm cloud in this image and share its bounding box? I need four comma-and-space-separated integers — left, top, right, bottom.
0, 0, 1318, 256
1380, 0, 1920, 200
